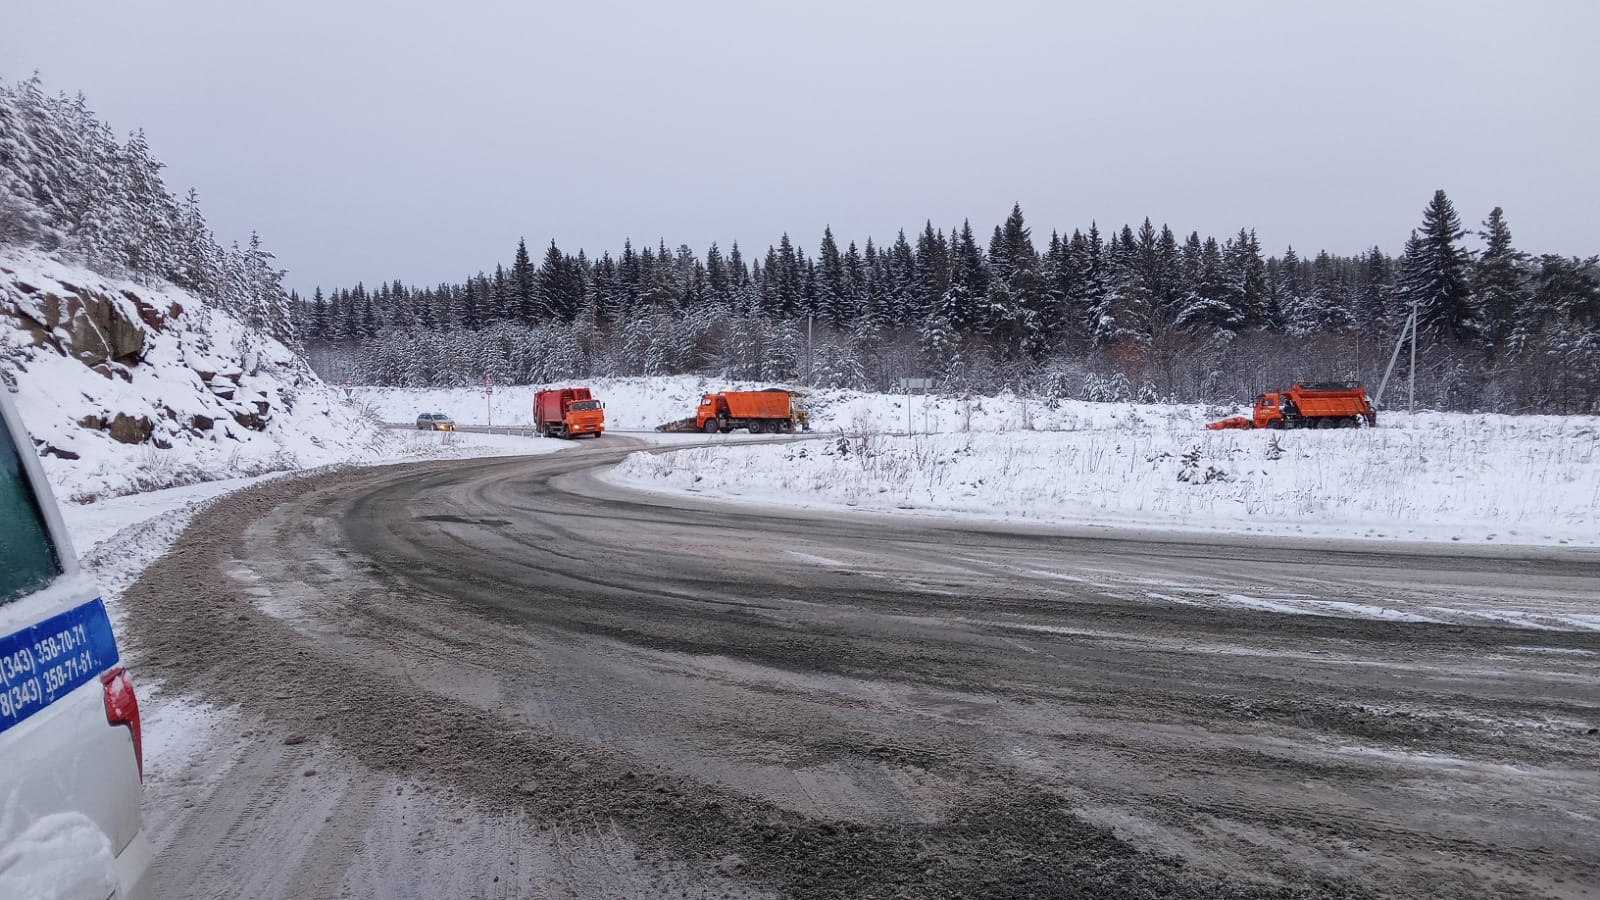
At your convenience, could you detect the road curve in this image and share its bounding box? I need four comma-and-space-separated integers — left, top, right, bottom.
125, 438, 1600, 900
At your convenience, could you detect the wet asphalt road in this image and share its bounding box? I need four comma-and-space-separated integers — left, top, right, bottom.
126, 437, 1600, 899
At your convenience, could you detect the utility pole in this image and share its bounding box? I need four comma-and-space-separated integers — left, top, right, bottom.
1408, 291, 1418, 415
1374, 306, 1417, 412
485, 374, 493, 428
806, 316, 814, 386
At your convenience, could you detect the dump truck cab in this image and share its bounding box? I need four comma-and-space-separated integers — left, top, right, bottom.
535, 388, 605, 438
1254, 393, 1286, 429
563, 398, 605, 435
695, 394, 724, 432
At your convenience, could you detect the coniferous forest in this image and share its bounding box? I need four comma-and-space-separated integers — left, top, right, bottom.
4, 75, 1596, 414
305, 197, 1598, 413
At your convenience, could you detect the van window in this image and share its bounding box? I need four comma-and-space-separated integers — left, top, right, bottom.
0, 418, 59, 603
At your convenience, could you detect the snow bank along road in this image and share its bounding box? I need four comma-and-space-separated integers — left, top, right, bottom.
122, 437, 1600, 900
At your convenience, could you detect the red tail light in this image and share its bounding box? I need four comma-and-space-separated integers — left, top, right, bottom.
101, 667, 143, 781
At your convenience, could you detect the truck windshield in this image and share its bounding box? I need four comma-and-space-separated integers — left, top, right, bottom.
0, 416, 60, 603
569, 401, 600, 411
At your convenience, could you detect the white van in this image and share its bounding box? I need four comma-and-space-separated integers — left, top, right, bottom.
0, 385, 148, 899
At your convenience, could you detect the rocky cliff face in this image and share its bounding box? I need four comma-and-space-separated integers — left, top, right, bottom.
1, 250, 385, 501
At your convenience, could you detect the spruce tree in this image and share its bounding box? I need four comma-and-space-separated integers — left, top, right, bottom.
816, 227, 847, 326
842, 241, 866, 322
705, 242, 729, 304
1473, 207, 1526, 357
777, 234, 805, 318
886, 230, 916, 326
1278, 246, 1307, 333
310, 287, 328, 341
1084, 224, 1116, 347
1175, 236, 1241, 338
913, 222, 950, 323
1307, 250, 1353, 333
457, 278, 482, 331
1356, 248, 1391, 337
358, 284, 377, 340
489, 264, 510, 322
538, 240, 575, 321
1399, 189, 1475, 345
512, 237, 537, 324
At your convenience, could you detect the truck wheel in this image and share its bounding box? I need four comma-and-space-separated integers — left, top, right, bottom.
748, 420, 765, 434
702, 420, 719, 434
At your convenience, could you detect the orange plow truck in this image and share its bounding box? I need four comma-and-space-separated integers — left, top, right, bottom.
695, 390, 798, 434
535, 387, 605, 438
1208, 382, 1377, 430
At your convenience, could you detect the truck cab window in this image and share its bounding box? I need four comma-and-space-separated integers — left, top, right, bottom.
0, 419, 60, 603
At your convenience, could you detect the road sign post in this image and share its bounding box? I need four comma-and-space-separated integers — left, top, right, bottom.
896, 377, 933, 436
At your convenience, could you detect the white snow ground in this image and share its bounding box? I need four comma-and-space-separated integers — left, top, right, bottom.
352, 376, 1156, 434
605, 401, 1600, 549
356, 379, 1600, 548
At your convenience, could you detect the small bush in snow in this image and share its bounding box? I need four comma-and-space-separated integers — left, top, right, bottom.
1177, 446, 1231, 484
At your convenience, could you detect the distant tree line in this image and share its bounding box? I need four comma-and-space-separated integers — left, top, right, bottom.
306, 195, 1598, 413
4, 76, 1591, 413
0, 74, 296, 346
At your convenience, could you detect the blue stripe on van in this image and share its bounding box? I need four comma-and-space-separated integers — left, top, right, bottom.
0, 598, 120, 735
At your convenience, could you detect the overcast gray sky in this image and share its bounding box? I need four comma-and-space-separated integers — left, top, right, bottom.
6, 0, 1598, 291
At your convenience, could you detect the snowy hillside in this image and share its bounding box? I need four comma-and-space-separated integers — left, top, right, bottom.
609, 407, 1600, 547
1, 250, 391, 501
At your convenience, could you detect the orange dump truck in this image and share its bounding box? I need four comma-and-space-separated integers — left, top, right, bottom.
696, 390, 797, 434
535, 387, 605, 438
1208, 382, 1377, 430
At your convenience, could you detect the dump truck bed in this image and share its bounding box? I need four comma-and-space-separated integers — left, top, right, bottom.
1286, 385, 1374, 418
720, 391, 792, 419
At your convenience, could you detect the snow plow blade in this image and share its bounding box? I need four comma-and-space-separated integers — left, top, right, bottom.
1207, 416, 1254, 430
655, 417, 700, 433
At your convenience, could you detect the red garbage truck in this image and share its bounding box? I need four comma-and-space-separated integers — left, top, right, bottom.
535, 387, 605, 438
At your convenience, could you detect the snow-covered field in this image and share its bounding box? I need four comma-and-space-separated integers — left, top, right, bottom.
352, 376, 1152, 434
354, 379, 1600, 547
610, 408, 1600, 548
